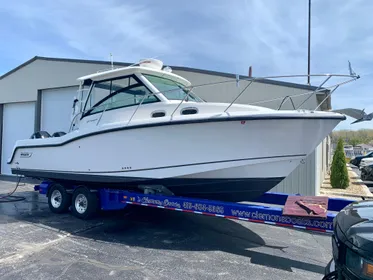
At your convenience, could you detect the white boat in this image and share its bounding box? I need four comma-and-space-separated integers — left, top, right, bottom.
7, 59, 351, 202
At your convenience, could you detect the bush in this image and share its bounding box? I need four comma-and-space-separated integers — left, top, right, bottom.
330, 138, 349, 189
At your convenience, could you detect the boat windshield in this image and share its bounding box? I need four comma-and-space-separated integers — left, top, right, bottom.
82, 75, 159, 117
143, 74, 204, 102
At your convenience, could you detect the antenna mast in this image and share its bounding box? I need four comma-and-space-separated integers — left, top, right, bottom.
110, 53, 114, 70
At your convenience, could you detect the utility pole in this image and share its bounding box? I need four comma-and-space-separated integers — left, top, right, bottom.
307, 0, 311, 85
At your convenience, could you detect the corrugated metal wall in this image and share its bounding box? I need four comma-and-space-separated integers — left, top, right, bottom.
271, 150, 317, 195
271, 136, 331, 196
271, 137, 329, 196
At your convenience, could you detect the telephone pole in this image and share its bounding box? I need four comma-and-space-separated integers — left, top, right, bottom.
307, 0, 311, 85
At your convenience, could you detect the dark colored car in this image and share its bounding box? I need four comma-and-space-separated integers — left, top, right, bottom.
324, 199, 373, 279
361, 164, 373, 181
350, 151, 373, 167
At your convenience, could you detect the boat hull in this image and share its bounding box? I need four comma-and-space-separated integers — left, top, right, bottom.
13, 168, 284, 202
152, 177, 286, 202
9, 115, 342, 202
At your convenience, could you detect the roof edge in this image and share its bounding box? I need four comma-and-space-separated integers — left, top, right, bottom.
0, 56, 39, 80
1, 55, 322, 92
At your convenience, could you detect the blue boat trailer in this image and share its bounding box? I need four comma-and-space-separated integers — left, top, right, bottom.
34, 181, 354, 234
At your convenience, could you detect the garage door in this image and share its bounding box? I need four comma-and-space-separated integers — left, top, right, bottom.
1, 102, 35, 175
41, 86, 79, 134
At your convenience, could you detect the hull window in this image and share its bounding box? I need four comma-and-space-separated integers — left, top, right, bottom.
152, 111, 166, 118
181, 108, 198, 115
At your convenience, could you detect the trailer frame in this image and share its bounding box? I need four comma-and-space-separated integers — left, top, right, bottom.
34, 181, 354, 234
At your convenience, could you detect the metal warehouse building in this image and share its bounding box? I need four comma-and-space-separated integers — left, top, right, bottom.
0, 56, 332, 195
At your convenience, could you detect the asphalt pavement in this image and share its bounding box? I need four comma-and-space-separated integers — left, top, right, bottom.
0, 181, 332, 280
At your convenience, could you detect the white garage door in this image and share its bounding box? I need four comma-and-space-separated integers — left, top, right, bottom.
1, 102, 35, 174
41, 86, 79, 134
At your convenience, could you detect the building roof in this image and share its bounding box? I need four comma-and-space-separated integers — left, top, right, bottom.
0, 56, 323, 90
0, 55, 331, 109
356, 143, 373, 149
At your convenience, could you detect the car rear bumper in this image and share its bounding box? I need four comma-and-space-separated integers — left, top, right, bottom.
324, 259, 335, 276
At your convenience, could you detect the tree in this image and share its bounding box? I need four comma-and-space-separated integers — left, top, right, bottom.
330, 138, 349, 189
331, 129, 373, 146
349, 137, 361, 147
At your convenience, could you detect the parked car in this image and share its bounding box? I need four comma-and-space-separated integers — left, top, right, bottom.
324, 199, 373, 279
350, 151, 373, 167
361, 164, 373, 181
360, 157, 373, 170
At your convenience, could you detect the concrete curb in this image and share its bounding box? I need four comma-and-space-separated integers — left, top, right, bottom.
320, 191, 373, 200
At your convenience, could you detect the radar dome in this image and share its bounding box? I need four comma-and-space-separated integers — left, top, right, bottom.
138, 58, 163, 70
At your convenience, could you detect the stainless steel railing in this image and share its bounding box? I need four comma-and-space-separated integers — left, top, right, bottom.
68, 71, 360, 132
223, 73, 359, 112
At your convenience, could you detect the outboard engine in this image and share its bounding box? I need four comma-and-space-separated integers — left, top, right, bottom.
52, 131, 66, 137
30, 131, 51, 139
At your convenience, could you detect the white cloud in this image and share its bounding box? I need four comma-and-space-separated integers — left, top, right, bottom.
1, 0, 373, 130
2, 0, 189, 63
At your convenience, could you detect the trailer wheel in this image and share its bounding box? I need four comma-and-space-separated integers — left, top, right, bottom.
48, 184, 71, 214
71, 187, 98, 219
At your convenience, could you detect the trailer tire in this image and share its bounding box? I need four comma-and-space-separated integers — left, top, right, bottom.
71, 187, 99, 219
48, 184, 71, 214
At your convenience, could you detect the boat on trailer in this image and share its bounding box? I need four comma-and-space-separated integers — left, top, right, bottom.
8, 59, 356, 202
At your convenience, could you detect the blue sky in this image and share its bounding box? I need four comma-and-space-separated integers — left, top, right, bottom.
1, 0, 372, 130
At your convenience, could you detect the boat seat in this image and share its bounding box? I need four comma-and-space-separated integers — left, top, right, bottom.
52, 131, 66, 137
30, 131, 51, 139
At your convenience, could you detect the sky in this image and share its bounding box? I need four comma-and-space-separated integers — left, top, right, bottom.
0, 0, 372, 130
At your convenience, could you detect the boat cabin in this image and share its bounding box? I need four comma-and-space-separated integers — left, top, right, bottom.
70, 59, 206, 131
67, 58, 271, 133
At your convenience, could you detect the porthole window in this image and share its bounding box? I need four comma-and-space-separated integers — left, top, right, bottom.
181, 108, 198, 115
152, 111, 166, 118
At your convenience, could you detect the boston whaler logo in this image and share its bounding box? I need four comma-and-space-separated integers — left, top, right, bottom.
20, 151, 32, 158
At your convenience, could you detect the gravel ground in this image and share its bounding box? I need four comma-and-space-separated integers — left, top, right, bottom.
320, 165, 373, 197
350, 166, 373, 192
0, 180, 333, 280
